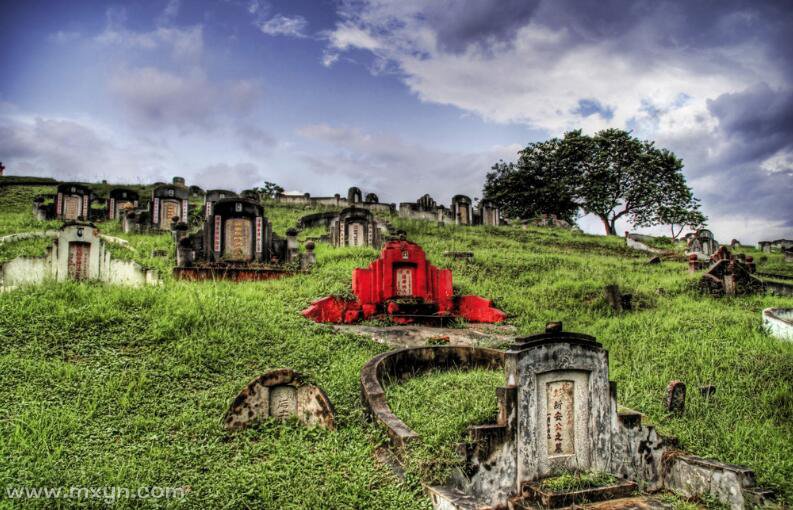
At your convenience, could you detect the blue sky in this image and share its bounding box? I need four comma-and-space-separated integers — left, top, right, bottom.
1, 0, 791, 242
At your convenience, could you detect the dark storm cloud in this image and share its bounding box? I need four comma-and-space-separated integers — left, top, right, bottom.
707, 83, 793, 164
422, 0, 540, 52
701, 83, 793, 227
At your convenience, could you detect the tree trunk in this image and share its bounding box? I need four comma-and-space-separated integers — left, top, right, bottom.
598, 214, 616, 235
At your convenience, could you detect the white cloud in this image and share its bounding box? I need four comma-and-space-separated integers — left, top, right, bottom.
0, 115, 166, 183
326, 23, 382, 52
193, 162, 265, 190
296, 123, 520, 203
322, 2, 786, 137
48, 31, 81, 44
257, 14, 308, 37
108, 67, 262, 129
95, 6, 203, 61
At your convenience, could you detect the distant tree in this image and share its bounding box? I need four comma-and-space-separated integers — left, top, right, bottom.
637, 173, 707, 240
258, 181, 284, 199
483, 129, 702, 235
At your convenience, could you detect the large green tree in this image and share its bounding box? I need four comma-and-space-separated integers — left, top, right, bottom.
483, 139, 579, 224
483, 129, 705, 235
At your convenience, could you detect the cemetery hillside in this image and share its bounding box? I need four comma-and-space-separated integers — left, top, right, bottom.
1, 180, 791, 510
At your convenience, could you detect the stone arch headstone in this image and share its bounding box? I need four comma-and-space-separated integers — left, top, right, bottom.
224, 368, 334, 430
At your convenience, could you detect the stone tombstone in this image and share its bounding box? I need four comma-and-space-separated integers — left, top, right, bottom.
240, 189, 261, 202
175, 195, 293, 275
451, 195, 473, 225
436, 324, 615, 508
303, 239, 506, 324
329, 207, 383, 248
0, 222, 159, 289
55, 183, 91, 221
107, 188, 139, 221
687, 229, 718, 258
416, 194, 437, 211
205, 189, 238, 219
699, 246, 764, 297
208, 198, 271, 263
150, 184, 189, 231
478, 199, 500, 226
347, 187, 363, 204
224, 368, 335, 430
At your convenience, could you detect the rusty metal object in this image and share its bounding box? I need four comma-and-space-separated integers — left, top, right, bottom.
224, 368, 335, 430
359, 346, 505, 448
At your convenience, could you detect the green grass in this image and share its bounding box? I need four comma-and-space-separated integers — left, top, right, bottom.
539, 471, 617, 492
0, 184, 792, 508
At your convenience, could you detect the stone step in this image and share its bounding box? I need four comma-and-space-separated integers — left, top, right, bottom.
520, 479, 638, 509
509, 495, 673, 510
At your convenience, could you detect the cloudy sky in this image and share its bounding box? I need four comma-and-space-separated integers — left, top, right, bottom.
1, 0, 791, 242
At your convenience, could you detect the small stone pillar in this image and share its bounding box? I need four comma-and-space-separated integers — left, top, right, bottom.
171, 221, 188, 243
545, 321, 563, 333
604, 284, 623, 312
746, 256, 756, 273
301, 241, 316, 270
286, 228, 299, 262
176, 240, 194, 267
688, 253, 699, 273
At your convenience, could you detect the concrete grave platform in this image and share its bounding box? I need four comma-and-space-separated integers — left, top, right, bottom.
331, 322, 517, 348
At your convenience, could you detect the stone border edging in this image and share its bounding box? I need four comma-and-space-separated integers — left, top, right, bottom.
763, 307, 793, 341
360, 345, 505, 448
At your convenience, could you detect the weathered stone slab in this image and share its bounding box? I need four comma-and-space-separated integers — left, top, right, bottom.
224, 368, 335, 430
330, 323, 516, 348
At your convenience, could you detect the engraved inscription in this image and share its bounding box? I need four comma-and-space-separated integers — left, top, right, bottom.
160, 199, 180, 225
395, 267, 413, 296
349, 222, 365, 246
546, 380, 575, 456
458, 204, 469, 224
63, 195, 81, 220
224, 218, 253, 261
269, 386, 297, 419
67, 242, 91, 280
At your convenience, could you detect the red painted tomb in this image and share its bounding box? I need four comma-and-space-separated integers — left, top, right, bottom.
302, 240, 506, 324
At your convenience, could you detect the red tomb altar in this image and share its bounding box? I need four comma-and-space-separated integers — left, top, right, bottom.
302, 240, 506, 324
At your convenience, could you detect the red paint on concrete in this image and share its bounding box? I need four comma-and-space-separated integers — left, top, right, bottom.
302, 240, 505, 324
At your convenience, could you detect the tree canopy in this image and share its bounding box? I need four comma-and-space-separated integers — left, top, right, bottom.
483, 129, 706, 235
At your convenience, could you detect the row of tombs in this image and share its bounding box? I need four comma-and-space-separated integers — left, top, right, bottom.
33, 179, 504, 228
26, 179, 503, 282
224, 324, 776, 510
11, 182, 793, 336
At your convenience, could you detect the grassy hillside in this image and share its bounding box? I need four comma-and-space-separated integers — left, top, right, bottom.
0, 184, 791, 509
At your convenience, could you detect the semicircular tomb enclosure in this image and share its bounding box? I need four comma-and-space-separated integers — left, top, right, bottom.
363, 324, 775, 510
